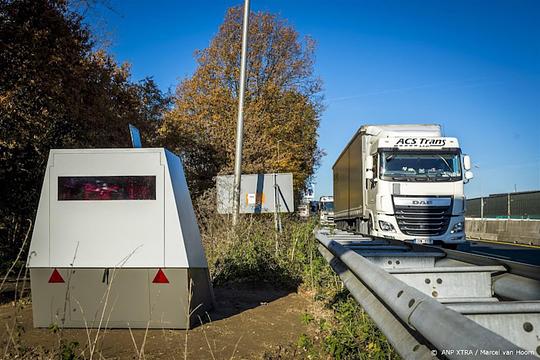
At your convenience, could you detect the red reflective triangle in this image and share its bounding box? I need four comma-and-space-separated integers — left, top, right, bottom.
152, 269, 169, 284
48, 269, 64, 283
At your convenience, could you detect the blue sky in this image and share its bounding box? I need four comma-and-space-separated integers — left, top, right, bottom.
86, 0, 540, 199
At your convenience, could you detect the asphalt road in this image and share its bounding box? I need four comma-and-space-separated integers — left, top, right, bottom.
455, 239, 540, 266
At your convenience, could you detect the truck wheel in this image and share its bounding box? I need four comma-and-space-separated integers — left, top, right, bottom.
368, 216, 373, 236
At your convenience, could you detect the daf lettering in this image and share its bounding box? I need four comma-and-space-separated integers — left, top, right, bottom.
412, 200, 432, 205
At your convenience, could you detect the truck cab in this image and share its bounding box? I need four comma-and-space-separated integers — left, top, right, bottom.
369, 136, 472, 246
334, 125, 473, 246
319, 196, 335, 226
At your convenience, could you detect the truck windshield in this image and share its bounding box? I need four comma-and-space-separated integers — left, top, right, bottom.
321, 202, 334, 211
380, 151, 462, 182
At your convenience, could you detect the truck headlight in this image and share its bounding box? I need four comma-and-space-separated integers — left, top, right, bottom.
450, 222, 464, 234
378, 220, 396, 232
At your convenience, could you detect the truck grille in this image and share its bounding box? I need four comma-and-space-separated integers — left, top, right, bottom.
394, 205, 452, 237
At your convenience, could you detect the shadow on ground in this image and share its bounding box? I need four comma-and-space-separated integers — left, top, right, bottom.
199, 282, 295, 325
0, 282, 309, 359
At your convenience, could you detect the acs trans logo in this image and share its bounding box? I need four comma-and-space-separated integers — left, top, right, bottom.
395, 138, 446, 147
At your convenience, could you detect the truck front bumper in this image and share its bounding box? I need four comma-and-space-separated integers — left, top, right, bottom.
373, 213, 466, 244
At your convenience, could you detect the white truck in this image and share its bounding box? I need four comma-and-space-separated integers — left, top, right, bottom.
333, 124, 473, 247
297, 203, 310, 218
319, 196, 335, 226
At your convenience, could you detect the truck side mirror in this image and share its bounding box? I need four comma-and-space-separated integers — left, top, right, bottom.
465, 171, 474, 180
463, 155, 472, 171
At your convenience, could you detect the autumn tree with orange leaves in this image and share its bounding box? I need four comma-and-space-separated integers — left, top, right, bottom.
159, 6, 324, 198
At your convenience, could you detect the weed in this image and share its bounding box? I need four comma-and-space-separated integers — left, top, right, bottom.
300, 312, 314, 325
296, 333, 313, 351
59, 340, 79, 360
48, 323, 60, 334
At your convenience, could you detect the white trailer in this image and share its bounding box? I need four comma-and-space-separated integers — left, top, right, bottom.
333, 124, 473, 246
27, 148, 213, 329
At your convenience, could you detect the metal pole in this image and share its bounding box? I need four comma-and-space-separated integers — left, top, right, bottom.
232, 0, 250, 226
276, 141, 282, 232
507, 193, 511, 219
480, 196, 484, 219
273, 173, 278, 231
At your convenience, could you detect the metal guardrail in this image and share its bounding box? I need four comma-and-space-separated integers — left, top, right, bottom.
316, 229, 540, 359
431, 246, 540, 301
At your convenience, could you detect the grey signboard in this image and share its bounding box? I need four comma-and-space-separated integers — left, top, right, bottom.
217, 173, 294, 214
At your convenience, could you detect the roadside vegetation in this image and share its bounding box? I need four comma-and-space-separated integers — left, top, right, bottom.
196, 202, 399, 360
0, 1, 397, 359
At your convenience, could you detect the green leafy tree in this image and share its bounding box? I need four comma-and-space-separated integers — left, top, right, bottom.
159, 6, 324, 198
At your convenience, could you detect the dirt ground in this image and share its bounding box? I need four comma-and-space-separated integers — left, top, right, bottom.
0, 283, 312, 359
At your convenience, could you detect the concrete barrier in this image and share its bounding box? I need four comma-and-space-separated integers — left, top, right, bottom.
466, 218, 540, 246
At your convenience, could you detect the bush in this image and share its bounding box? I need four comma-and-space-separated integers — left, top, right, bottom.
201, 210, 320, 289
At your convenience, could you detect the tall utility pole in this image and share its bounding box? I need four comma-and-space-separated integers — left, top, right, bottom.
273, 140, 282, 233
232, 0, 250, 226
